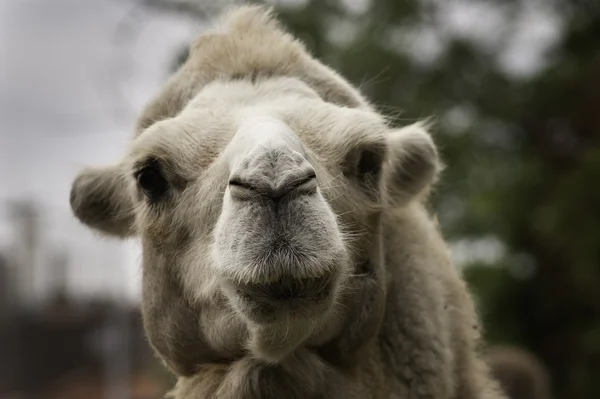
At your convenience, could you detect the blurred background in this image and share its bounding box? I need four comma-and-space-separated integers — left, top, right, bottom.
0, 0, 599, 398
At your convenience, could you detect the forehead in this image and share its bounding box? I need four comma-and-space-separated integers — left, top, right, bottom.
127, 77, 388, 174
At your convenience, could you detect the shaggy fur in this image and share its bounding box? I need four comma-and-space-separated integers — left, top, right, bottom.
70, 5, 506, 399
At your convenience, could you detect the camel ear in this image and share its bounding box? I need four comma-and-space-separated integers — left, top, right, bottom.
384, 123, 441, 206
70, 164, 136, 237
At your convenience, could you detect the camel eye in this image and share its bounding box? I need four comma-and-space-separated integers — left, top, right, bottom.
136, 159, 169, 201
356, 148, 383, 178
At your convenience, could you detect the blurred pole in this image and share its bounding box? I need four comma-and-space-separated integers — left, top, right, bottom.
0, 254, 10, 316
103, 249, 131, 399
103, 305, 131, 399
7, 199, 40, 307
49, 248, 69, 300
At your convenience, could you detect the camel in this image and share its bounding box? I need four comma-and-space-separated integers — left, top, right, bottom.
69, 5, 506, 399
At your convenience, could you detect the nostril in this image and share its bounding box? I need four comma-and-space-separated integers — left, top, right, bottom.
228, 178, 253, 190
296, 172, 317, 186
228, 177, 259, 201
291, 171, 317, 194
270, 168, 317, 200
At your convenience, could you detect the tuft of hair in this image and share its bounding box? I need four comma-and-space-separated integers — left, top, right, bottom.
134, 4, 371, 136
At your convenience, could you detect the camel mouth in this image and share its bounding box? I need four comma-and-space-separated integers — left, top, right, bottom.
237, 275, 334, 302
227, 274, 338, 323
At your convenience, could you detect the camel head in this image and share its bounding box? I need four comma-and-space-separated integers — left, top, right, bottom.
69, 5, 441, 366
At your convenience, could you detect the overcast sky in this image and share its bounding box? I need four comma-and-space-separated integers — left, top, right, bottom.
0, 0, 201, 302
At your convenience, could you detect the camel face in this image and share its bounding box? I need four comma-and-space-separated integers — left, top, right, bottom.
124, 77, 389, 354
69, 4, 445, 372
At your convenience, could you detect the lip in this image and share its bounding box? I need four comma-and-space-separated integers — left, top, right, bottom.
236, 275, 333, 303
226, 274, 338, 323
